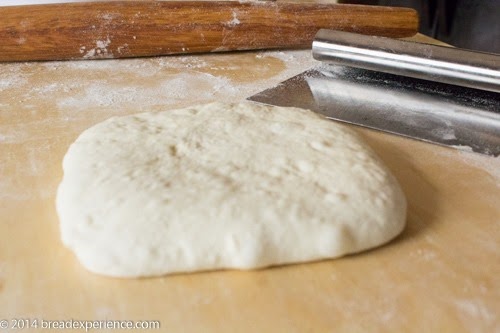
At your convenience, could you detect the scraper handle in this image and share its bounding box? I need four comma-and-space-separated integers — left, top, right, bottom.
313, 29, 500, 93
0, 1, 418, 62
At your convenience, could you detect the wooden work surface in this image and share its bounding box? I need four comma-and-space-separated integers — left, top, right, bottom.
1, 32, 499, 332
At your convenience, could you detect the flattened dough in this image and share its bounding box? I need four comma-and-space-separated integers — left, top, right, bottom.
56, 102, 406, 277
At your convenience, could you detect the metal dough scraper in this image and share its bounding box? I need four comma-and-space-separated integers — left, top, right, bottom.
248, 30, 500, 157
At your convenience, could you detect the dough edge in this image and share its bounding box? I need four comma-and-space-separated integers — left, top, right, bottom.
56, 102, 407, 277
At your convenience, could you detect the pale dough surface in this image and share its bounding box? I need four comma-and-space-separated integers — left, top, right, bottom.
56, 102, 406, 277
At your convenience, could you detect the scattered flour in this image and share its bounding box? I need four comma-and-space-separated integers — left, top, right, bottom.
226, 11, 241, 27
0, 50, 315, 201
455, 299, 495, 321
454, 299, 497, 332
32, 50, 313, 114
1, 46, 499, 329
83, 37, 113, 59
1, 49, 498, 203
0, 75, 27, 90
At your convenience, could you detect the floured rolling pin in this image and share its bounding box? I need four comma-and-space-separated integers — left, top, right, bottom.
0, 1, 418, 62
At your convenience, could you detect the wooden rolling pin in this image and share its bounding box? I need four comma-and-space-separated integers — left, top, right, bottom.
0, 1, 418, 62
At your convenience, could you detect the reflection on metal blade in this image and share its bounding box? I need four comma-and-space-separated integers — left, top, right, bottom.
247, 64, 500, 156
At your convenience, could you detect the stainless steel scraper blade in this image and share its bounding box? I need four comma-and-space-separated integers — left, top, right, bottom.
247, 64, 500, 157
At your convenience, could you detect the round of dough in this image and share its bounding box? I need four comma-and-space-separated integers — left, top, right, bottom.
56, 102, 406, 277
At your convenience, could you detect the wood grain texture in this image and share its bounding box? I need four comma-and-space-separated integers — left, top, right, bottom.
0, 1, 418, 62
0, 34, 499, 332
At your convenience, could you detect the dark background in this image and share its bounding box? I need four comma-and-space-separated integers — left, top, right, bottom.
339, 0, 500, 54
